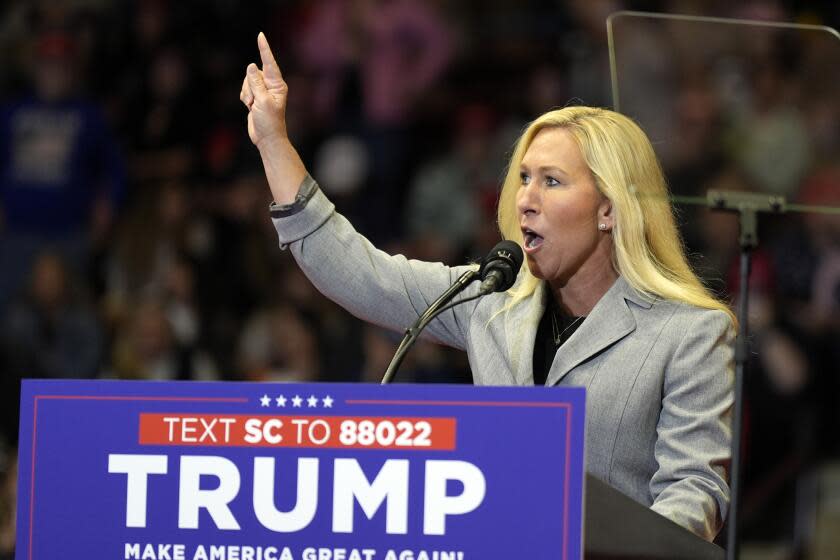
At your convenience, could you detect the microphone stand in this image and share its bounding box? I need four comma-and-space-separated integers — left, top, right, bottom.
381, 269, 479, 384
706, 190, 786, 560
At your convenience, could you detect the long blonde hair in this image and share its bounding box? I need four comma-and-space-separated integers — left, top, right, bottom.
497, 106, 735, 325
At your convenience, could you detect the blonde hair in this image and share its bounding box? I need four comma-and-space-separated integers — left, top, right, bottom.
497, 106, 736, 325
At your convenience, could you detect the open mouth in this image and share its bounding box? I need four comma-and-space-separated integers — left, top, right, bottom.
522, 228, 544, 251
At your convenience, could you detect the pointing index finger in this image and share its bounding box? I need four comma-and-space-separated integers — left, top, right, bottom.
257, 32, 283, 83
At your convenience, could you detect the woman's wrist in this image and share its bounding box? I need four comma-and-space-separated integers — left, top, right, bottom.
259, 136, 307, 205
269, 174, 318, 218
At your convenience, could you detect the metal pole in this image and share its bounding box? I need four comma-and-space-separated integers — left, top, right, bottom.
726, 247, 752, 560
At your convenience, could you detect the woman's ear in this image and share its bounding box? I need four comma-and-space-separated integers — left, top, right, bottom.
598, 198, 614, 232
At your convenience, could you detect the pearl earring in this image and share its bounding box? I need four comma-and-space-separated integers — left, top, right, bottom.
599, 223, 607, 231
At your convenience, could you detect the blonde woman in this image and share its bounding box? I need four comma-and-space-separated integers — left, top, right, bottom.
241, 33, 734, 541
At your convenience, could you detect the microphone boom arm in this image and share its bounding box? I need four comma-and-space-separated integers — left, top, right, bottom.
381, 268, 478, 384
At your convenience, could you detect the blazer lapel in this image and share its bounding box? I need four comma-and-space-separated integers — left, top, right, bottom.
546, 277, 642, 386
504, 281, 547, 385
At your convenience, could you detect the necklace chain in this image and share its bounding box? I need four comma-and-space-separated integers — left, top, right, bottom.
551, 310, 583, 346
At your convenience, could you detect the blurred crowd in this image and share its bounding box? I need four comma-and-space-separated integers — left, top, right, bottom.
0, 0, 838, 556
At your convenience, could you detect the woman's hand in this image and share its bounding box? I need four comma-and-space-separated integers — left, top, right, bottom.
241, 32, 306, 205
241, 32, 287, 148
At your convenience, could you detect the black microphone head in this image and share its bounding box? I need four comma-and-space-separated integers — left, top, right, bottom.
480, 240, 524, 291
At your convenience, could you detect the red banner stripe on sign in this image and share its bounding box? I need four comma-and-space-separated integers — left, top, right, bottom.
138, 414, 457, 450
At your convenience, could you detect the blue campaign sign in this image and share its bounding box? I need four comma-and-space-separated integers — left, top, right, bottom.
17, 380, 585, 560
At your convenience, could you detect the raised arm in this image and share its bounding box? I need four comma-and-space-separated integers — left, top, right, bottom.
240, 32, 306, 205
241, 34, 479, 350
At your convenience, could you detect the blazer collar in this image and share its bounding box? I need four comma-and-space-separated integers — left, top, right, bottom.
504, 281, 545, 386
503, 275, 653, 387
546, 276, 652, 386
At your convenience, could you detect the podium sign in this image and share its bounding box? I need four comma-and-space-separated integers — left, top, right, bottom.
17, 380, 585, 560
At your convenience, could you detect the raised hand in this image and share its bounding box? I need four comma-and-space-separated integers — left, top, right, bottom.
241, 32, 288, 148
241, 33, 306, 205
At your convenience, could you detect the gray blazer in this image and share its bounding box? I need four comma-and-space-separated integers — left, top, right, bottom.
272, 177, 734, 541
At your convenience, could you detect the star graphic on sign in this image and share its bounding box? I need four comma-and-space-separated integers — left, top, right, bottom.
291, 395, 303, 407
322, 395, 334, 408
307, 395, 318, 408
275, 395, 287, 407
260, 394, 271, 407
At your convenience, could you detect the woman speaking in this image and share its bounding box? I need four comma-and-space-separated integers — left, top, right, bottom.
241, 32, 734, 542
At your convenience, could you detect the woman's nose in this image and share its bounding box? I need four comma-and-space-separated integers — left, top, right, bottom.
516, 184, 539, 216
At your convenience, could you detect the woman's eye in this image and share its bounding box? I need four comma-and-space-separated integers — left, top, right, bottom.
519, 172, 530, 185
546, 176, 560, 187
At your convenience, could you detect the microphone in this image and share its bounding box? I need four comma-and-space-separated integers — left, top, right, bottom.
381, 239, 523, 383
478, 240, 523, 295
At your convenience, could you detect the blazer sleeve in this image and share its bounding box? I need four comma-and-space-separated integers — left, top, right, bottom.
270, 178, 478, 350
649, 307, 735, 541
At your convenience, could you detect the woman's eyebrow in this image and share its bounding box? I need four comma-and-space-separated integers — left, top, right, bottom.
520, 163, 570, 177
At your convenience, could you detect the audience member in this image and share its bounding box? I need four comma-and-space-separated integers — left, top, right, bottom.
0, 31, 125, 311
